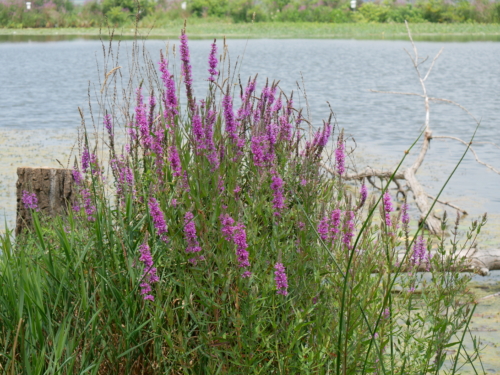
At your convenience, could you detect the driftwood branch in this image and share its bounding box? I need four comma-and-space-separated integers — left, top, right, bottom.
426, 194, 468, 215
433, 135, 500, 175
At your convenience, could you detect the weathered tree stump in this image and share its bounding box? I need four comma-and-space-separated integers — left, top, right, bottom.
16, 167, 75, 235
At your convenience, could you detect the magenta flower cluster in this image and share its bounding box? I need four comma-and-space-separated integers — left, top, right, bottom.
104, 113, 113, 137
342, 211, 355, 249
180, 31, 195, 111
184, 212, 202, 264
270, 173, 285, 216
335, 137, 345, 176
317, 208, 345, 245
274, 263, 288, 296
158, 53, 179, 125
360, 184, 368, 206
138, 242, 159, 301
148, 198, 168, 243
81, 189, 96, 222
207, 40, 218, 82
72, 168, 83, 186
22, 190, 38, 210
111, 156, 135, 199
401, 202, 410, 227
382, 191, 394, 227
411, 235, 430, 267
220, 214, 251, 277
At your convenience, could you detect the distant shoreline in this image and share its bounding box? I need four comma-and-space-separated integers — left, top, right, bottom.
1, 23, 500, 41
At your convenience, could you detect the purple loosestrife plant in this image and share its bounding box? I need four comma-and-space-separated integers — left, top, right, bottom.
360, 184, 368, 207
191, 108, 205, 151
220, 215, 251, 277
342, 211, 355, 249
330, 209, 342, 243
184, 212, 202, 260
401, 202, 410, 226
274, 263, 289, 296
72, 168, 83, 186
411, 235, 429, 266
270, 173, 285, 216
335, 135, 345, 176
104, 113, 113, 138
110, 156, 135, 199
207, 40, 218, 82
81, 189, 96, 222
220, 214, 236, 241
138, 241, 159, 301
148, 198, 168, 243
81, 147, 91, 174
233, 223, 251, 272
180, 30, 195, 112
317, 216, 330, 241
222, 92, 240, 145
22, 191, 38, 210
382, 191, 394, 227
168, 145, 182, 177
135, 88, 153, 150
159, 53, 179, 125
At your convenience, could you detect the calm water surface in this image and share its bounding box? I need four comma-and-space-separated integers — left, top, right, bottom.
0, 36, 499, 221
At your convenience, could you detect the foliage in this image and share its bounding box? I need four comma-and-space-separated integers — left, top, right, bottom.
1, 0, 500, 28
0, 31, 486, 373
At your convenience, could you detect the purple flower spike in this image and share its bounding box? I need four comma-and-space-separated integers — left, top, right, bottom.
317, 216, 329, 241
82, 147, 91, 173
81, 189, 96, 222
233, 223, 251, 269
411, 235, 428, 266
335, 137, 345, 176
207, 40, 218, 82
382, 191, 394, 227
220, 215, 251, 277
159, 53, 179, 124
72, 168, 83, 186
104, 114, 113, 137
168, 145, 182, 177
330, 209, 342, 241
184, 212, 202, 255
223, 93, 239, 144
274, 263, 289, 296
138, 241, 159, 301
401, 202, 410, 227
180, 31, 195, 112
148, 197, 168, 243
22, 191, 38, 210
342, 211, 355, 249
360, 184, 368, 207
220, 214, 236, 241
270, 173, 285, 216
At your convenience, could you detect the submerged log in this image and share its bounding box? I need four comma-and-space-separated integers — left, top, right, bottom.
16, 167, 75, 235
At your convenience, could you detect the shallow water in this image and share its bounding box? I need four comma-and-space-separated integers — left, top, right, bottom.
0, 36, 499, 372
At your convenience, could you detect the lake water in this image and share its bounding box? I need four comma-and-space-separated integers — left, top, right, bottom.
0, 36, 499, 230
0, 34, 500, 372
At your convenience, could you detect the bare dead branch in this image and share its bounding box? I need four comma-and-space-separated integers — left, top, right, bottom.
423, 47, 443, 82
433, 135, 500, 174
427, 194, 468, 215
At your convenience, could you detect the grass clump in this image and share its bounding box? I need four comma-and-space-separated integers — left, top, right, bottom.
0, 31, 487, 374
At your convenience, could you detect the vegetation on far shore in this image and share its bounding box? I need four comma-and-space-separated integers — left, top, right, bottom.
1, 0, 500, 31
2, 21, 500, 40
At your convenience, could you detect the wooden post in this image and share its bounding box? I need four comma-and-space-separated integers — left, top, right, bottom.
16, 167, 75, 235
